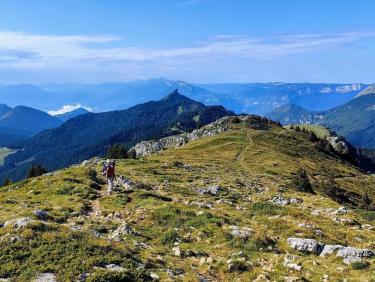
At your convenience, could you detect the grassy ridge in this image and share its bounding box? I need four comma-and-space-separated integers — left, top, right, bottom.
0, 122, 374, 280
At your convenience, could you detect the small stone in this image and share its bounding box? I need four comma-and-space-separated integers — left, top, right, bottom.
283, 254, 302, 271
109, 222, 138, 241
150, 272, 159, 280
253, 273, 270, 282
172, 246, 182, 257
106, 264, 125, 271
284, 277, 304, 282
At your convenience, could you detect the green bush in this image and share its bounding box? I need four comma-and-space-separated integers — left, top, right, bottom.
0, 231, 144, 281
106, 144, 128, 159
87, 168, 98, 181
357, 210, 375, 222
87, 269, 148, 282
27, 164, 48, 178
290, 169, 314, 193
151, 206, 226, 228
128, 149, 137, 159
160, 230, 179, 245
1, 178, 12, 187
249, 202, 285, 216
227, 260, 249, 272
351, 261, 369, 270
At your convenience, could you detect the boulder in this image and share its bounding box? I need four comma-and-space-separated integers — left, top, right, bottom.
172, 246, 182, 257
34, 209, 49, 220
253, 273, 270, 282
327, 136, 350, 155
229, 226, 252, 239
4, 217, 31, 229
336, 247, 375, 265
287, 238, 322, 254
33, 273, 56, 282
150, 272, 160, 280
116, 176, 134, 190
109, 222, 138, 241
283, 254, 302, 271
270, 195, 303, 206
0, 233, 22, 243
320, 245, 345, 257
197, 185, 221, 195
106, 264, 125, 271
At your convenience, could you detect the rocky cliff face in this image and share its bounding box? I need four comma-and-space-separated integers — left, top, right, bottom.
131, 115, 278, 157
357, 84, 375, 97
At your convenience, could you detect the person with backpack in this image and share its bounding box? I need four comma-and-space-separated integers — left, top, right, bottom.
103, 159, 116, 194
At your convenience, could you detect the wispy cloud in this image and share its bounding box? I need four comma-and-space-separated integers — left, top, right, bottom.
177, 0, 205, 7
0, 30, 374, 82
48, 103, 92, 115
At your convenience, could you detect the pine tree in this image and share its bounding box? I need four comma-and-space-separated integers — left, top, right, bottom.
128, 149, 137, 159
27, 164, 48, 178
291, 169, 314, 193
2, 178, 12, 187
106, 144, 128, 159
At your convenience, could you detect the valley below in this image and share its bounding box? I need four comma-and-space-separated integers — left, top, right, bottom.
0, 148, 15, 166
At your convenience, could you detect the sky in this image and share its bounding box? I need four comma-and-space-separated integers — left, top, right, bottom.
0, 0, 375, 84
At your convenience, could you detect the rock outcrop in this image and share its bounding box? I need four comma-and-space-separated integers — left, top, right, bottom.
287, 237, 375, 264
229, 226, 252, 239
270, 195, 303, 206
336, 247, 375, 264
4, 217, 32, 229
131, 115, 278, 157
287, 238, 322, 254
326, 136, 350, 155
109, 222, 139, 241
197, 185, 221, 195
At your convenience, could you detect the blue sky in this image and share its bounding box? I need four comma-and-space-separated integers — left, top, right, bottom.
0, 0, 374, 83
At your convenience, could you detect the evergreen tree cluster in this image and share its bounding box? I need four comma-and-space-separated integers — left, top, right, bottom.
27, 164, 48, 178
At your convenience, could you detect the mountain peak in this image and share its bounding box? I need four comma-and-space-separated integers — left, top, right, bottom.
161, 89, 191, 101
0, 104, 12, 118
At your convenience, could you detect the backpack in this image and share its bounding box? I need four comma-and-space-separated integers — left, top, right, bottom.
106, 163, 115, 177
102, 163, 107, 175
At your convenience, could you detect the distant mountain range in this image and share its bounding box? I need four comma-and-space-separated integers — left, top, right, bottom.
0, 103, 91, 148
266, 86, 375, 148
0, 91, 233, 181
199, 82, 366, 114
0, 79, 369, 115
0, 104, 63, 147
55, 108, 90, 122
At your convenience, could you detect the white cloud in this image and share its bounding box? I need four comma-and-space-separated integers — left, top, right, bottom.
177, 0, 205, 7
0, 30, 374, 83
48, 103, 92, 116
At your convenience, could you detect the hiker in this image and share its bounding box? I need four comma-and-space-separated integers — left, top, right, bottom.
103, 159, 116, 194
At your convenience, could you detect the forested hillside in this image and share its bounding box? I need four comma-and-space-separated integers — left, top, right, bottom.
0, 91, 233, 181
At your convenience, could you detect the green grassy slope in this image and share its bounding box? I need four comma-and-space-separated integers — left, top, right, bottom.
0, 121, 374, 281
0, 147, 15, 166
284, 125, 331, 140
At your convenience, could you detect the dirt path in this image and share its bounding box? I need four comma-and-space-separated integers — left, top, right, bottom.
235, 130, 253, 162
88, 189, 106, 218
